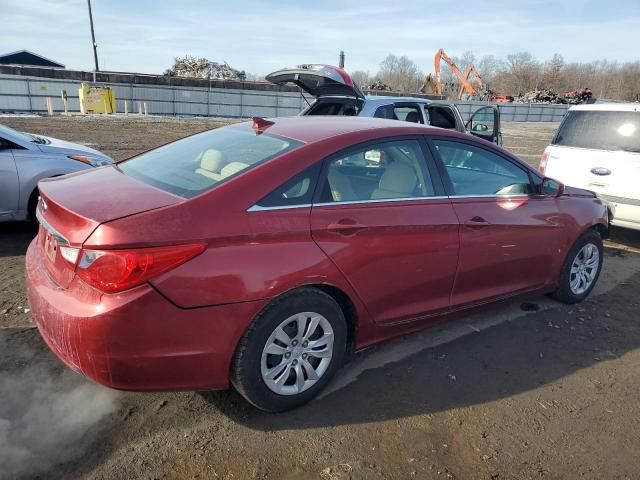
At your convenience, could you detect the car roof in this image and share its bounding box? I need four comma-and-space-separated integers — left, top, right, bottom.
363, 95, 432, 105
232, 116, 440, 144
570, 103, 640, 112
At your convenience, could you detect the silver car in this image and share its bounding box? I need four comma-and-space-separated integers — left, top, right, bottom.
266, 64, 502, 145
0, 123, 112, 222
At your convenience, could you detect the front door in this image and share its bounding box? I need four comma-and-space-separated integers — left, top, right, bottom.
0, 141, 19, 218
430, 138, 563, 308
311, 137, 459, 324
466, 106, 501, 145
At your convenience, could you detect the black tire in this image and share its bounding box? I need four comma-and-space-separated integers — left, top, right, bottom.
27, 189, 39, 223
551, 229, 603, 304
231, 287, 347, 412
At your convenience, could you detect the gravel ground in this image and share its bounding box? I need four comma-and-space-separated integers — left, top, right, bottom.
1, 116, 640, 480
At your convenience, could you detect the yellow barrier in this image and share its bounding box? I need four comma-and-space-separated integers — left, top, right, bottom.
78, 82, 115, 114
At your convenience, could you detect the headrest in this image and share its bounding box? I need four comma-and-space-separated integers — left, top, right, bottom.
379, 162, 417, 194
201, 149, 224, 172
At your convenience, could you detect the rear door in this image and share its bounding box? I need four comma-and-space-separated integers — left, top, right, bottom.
430, 138, 563, 307
310, 137, 459, 325
425, 104, 462, 131
0, 138, 19, 218
545, 109, 640, 202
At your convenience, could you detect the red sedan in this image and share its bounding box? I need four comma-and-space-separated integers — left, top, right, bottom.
26, 117, 608, 411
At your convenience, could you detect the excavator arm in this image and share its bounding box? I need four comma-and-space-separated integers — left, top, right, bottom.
457, 65, 484, 99
433, 49, 481, 98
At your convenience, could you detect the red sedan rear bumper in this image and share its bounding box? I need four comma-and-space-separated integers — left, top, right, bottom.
26, 239, 266, 391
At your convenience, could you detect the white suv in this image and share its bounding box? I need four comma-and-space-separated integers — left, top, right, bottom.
540, 104, 640, 230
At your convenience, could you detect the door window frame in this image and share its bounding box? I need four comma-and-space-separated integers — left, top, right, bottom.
313, 135, 448, 207
425, 135, 537, 198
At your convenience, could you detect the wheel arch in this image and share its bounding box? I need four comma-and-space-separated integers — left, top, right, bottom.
309, 283, 359, 353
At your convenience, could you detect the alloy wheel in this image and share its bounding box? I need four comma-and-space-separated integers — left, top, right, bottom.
569, 242, 600, 295
260, 312, 334, 395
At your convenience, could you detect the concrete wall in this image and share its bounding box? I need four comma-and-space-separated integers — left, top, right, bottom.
455, 101, 569, 123
0, 73, 309, 118
0, 71, 570, 122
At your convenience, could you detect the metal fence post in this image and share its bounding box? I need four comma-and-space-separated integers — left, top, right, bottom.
25, 78, 33, 112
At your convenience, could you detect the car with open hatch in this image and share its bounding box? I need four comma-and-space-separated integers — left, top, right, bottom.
266, 64, 502, 145
27, 116, 608, 411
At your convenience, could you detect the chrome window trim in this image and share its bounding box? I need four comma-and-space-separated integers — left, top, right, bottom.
449, 194, 530, 199
247, 203, 312, 212
35, 207, 70, 245
247, 194, 535, 211
313, 196, 450, 207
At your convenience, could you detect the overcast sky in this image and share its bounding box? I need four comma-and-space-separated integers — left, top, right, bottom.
2, 0, 639, 76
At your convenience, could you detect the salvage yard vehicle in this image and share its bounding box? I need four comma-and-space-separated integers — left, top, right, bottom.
27, 116, 608, 412
540, 104, 640, 230
0, 123, 113, 222
266, 64, 502, 145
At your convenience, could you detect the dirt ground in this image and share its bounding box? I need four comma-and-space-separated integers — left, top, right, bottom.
1, 116, 640, 480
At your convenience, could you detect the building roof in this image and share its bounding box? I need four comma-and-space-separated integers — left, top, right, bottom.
0, 50, 65, 69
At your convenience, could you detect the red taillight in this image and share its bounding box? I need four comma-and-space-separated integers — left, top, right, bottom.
75, 244, 205, 293
539, 147, 551, 174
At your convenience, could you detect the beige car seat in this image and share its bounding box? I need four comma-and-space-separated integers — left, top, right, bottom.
370, 161, 418, 199
328, 167, 357, 202
195, 149, 249, 182
195, 149, 225, 180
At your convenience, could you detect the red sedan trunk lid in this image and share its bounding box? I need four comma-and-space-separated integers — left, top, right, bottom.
36, 166, 183, 288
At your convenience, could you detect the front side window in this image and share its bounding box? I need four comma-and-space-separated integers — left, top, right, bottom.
318, 139, 435, 203
119, 127, 301, 198
433, 140, 531, 196
553, 110, 640, 152
427, 105, 457, 129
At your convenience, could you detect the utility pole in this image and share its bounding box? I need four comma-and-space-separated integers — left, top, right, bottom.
339, 51, 345, 69
87, 0, 99, 82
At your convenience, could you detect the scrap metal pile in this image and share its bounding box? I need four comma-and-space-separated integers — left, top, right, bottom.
367, 80, 392, 91
164, 56, 247, 81
515, 87, 593, 104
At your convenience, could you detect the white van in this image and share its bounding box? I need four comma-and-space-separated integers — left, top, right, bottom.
540, 104, 640, 230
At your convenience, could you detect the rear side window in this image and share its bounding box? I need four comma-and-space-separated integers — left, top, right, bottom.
433, 140, 531, 196
554, 111, 640, 152
374, 104, 423, 123
119, 127, 301, 198
255, 163, 321, 208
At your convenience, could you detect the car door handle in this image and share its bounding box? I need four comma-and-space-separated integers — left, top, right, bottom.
327, 220, 368, 235
464, 216, 490, 229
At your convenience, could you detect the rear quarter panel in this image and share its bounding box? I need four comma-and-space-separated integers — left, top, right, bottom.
15, 150, 91, 219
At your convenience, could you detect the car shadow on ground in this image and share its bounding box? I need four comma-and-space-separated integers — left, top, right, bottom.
0, 222, 37, 258
203, 267, 640, 431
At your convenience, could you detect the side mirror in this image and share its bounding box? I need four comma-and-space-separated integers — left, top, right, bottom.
542, 177, 564, 197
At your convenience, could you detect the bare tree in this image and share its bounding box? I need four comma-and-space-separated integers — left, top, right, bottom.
350, 70, 371, 87
494, 52, 541, 96
543, 53, 565, 92
376, 54, 423, 92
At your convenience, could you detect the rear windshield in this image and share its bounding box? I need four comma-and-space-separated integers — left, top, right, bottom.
553, 110, 640, 152
119, 126, 301, 198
